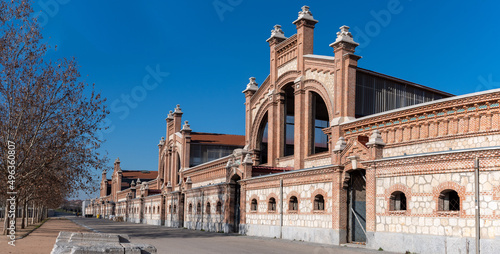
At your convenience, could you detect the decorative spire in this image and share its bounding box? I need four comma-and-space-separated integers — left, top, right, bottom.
166, 110, 174, 121
266, 24, 287, 42
294, 6, 318, 23
243, 77, 259, 93
136, 178, 141, 184
131, 180, 135, 186
114, 157, 120, 164
331, 25, 359, 46
181, 121, 192, 131
174, 104, 182, 114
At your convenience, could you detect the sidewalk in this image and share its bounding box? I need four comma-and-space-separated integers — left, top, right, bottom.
0, 217, 90, 254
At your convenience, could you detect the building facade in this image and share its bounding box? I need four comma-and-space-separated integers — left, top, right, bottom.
87, 6, 500, 254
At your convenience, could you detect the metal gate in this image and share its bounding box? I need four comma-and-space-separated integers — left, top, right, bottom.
348, 170, 366, 243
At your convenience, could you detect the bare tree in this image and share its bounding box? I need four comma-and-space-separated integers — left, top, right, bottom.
0, 0, 108, 233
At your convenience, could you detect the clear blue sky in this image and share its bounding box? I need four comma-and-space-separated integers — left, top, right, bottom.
34, 0, 500, 199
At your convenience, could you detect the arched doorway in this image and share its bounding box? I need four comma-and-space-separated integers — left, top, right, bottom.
347, 169, 366, 243
229, 174, 241, 233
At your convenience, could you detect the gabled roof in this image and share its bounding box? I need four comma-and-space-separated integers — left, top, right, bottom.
191, 132, 245, 146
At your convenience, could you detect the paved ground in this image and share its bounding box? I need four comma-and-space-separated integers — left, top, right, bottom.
0, 217, 90, 254
71, 217, 397, 254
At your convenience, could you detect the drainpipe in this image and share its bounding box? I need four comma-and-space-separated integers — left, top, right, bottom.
170, 195, 173, 227
280, 178, 283, 239
474, 157, 480, 254
201, 191, 204, 230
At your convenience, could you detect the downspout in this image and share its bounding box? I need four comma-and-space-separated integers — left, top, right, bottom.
170, 195, 173, 226
474, 157, 480, 254
280, 178, 283, 239
201, 191, 204, 230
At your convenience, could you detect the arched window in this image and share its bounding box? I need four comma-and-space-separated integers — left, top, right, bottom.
268, 197, 276, 211
197, 202, 201, 214
251, 199, 258, 211
284, 85, 295, 156
173, 204, 177, 214
169, 205, 172, 213
257, 113, 269, 164
188, 203, 193, 214
206, 202, 211, 214
439, 189, 460, 211
310, 92, 329, 154
289, 196, 298, 211
216, 201, 222, 214
314, 194, 325, 210
389, 191, 407, 211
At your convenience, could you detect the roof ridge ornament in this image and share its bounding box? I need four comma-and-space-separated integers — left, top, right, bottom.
331, 25, 359, 46
182, 121, 192, 131
243, 77, 259, 93
174, 104, 182, 114
166, 110, 174, 120
266, 24, 287, 42
294, 5, 318, 23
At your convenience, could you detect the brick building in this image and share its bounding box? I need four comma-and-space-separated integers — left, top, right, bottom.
88, 6, 500, 254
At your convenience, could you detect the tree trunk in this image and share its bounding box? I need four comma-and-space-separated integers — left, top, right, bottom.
21, 201, 25, 229
2, 203, 8, 235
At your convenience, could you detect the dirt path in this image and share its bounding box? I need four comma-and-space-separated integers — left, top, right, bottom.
0, 217, 90, 254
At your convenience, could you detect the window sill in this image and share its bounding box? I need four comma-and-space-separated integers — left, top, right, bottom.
288, 210, 298, 214
313, 210, 326, 214
437, 211, 460, 217
388, 210, 407, 216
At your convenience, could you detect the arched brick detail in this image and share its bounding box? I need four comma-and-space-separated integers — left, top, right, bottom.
303, 79, 334, 120
433, 181, 465, 216
250, 104, 271, 149
276, 71, 300, 92
311, 188, 328, 213
266, 193, 279, 213
248, 194, 259, 212
385, 183, 412, 215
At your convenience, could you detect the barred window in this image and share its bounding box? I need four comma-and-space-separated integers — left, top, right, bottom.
216, 201, 222, 214
314, 194, 325, 210
439, 190, 460, 211
251, 199, 258, 211
206, 202, 211, 214
289, 196, 298, 211
197, 202, 201, 215
268, 197, 276, 211
390, 191, 407, 211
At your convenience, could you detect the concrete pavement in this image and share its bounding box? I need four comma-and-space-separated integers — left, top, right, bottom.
69, 217, 398, 254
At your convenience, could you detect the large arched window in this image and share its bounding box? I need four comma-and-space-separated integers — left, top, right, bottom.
284, 85, 295, 156
257, 113, 269, 164
311, 92, 329, 154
